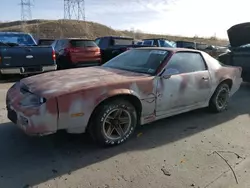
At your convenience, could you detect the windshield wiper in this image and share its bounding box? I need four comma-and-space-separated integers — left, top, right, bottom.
0, 42, 10, 47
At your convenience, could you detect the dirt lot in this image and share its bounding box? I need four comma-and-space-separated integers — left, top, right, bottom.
0, 82, 250, 188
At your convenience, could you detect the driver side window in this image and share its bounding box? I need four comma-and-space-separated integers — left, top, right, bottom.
165, 52, 207, 74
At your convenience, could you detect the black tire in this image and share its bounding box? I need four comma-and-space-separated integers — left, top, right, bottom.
208, 83, 230, 113
88, 99, 137, 147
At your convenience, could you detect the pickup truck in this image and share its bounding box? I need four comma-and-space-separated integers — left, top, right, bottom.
94, 36, 151, 63
0, 32, 57, 77
218, 22, 250, 82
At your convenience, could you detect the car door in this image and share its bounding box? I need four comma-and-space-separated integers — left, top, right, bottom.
156, 52, 212, 117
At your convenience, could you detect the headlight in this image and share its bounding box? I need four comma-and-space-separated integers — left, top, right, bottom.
20, 93, 46, 107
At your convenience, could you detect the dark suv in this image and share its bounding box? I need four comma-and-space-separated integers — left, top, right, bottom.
52, 38, 102, 69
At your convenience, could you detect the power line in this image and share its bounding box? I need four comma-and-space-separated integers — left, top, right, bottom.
20, 0, 32, 21
20, 0, 33, 31
64, 0, 85, 21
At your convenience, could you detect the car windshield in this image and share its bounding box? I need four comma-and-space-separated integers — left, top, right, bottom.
0, 33, 36, 46
102, 49, 169, 75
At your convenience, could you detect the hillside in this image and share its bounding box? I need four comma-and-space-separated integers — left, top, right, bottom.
0, 19, 229, 46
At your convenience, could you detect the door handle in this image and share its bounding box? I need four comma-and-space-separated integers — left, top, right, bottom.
202, 76, 209, 81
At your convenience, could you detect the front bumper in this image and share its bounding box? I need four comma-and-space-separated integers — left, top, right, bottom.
6, 83, 58, 136
0, 65, 57, 75
7, 103, 57, 136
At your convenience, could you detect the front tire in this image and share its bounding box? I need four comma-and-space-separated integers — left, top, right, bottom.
88, 99, 137, 147
209, 83, 230, 113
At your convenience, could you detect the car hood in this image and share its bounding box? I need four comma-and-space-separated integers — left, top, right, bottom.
20, 66, 150, 98
227, 22, 250, 47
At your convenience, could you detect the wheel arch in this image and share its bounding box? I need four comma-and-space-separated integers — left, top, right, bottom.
87, 93, 143, 130
209, 78, 233, 102
218, 78, 233, 90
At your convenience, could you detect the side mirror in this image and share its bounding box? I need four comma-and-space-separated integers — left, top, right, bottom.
161, 68, 179, 79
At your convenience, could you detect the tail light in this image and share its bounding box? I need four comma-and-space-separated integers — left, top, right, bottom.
96, 48, 101, 55
52, 50, 56, 61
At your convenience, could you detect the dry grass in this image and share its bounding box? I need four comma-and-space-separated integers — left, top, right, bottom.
0, 19, 229, 46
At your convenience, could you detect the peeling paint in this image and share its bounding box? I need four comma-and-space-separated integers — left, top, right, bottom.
6, 49, 242, 135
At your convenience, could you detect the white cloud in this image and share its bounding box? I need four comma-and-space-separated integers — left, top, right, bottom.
86, 0, 250, 39
2, 0, 249, 39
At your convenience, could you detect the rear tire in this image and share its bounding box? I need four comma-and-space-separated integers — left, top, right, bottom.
88, 99, 137, 147
208, 83, 230, 113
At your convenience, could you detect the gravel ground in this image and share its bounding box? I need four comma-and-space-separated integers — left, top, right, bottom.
0, 81, 250, 188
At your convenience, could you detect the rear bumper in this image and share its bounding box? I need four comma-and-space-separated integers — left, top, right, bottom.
0, 65, 57, 75
231, 77, 243, 96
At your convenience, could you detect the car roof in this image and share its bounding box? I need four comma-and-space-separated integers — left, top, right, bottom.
134, 47, 202, 53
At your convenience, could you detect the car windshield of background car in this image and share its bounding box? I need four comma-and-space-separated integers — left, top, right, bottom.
159, 40, 174, 47
102, 49, 169, 75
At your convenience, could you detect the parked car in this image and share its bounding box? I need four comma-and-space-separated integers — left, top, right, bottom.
175, 40, 196, 49
204, 45, 229, 59
94, 36, 151, 63
0, 32, 57, 77
176, 40, 209, 51
6, 47, 242, 147
52, 38, 101, 69
37, 38, 55, 46
141, 38, 174, 47
218, 22, 250, 82
135, 40, 143, 45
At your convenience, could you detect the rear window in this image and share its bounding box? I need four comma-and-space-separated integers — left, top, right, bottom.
113, 39, 133, 45
176, 41, 196, 48
143, 40, 154, 46
70, 40, 97, 47
196, 43, 208, 50
38, 40, 54, 45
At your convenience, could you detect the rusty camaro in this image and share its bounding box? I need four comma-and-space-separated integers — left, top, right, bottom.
6, 47, 242, 146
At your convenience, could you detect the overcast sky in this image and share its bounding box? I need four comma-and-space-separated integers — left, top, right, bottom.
1, 0, 249, 39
